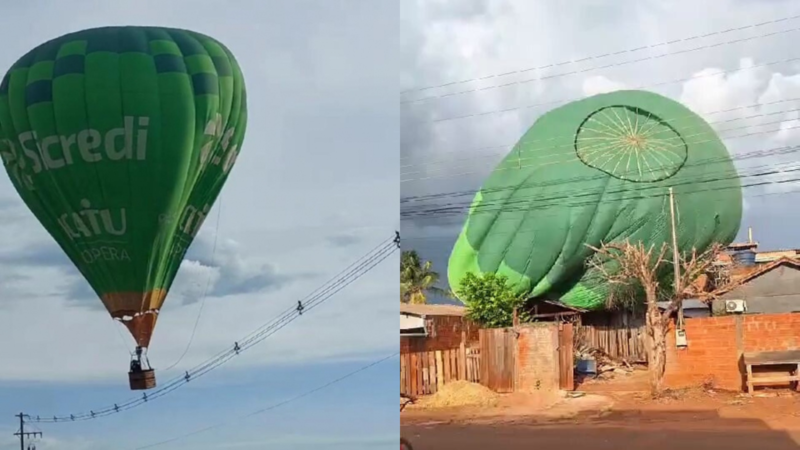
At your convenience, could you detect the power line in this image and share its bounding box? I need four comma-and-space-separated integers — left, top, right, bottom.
400, 14, 800, 95
131, 353, 398, 450
401, 171, 800, 227
401, 24, 800, 104
402, 141, 800, 206
403, 183, 800, 242
402, 121, 800, 184
21, 235, 398, 424
401, 156, 800, 219
404, 54, 800, 126
401, 100, 800, 175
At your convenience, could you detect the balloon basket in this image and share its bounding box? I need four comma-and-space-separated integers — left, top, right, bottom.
129, 369, 157, 391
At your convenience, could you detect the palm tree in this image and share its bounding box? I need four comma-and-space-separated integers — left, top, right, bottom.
400, 250, 452, 304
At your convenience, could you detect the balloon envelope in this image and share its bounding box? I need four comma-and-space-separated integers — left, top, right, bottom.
0, 26, 247, 348
448, 90, 742, 309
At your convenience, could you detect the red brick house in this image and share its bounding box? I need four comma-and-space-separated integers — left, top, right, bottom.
400, 304, 479, 353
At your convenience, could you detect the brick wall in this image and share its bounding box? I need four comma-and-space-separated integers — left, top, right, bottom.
400, 315, 480, 354
664, 313, 800, 391
515, 323, 560, 393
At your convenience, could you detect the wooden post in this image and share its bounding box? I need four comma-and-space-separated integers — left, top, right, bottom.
669, 187, 684, 329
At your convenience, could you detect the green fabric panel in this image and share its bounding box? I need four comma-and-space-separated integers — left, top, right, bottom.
0, 26, 247, 331
448, 90, 742, 310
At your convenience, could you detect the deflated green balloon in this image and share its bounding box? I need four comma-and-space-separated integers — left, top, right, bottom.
448, 90, 741, 310
0, 26, 247, 348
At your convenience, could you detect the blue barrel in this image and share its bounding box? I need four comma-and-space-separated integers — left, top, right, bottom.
576, 358, 597, 374
732, 249, 756, 266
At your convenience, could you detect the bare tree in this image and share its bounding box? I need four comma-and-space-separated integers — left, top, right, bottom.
586, 241, 722, 395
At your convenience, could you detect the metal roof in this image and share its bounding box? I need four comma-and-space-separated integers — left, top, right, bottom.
400, 303, 466, 317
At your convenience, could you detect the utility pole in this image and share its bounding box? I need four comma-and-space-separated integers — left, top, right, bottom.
668, 187, 683, 329
14, 413, 42, 450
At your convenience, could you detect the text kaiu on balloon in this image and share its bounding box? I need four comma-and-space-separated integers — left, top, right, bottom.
0, 113, 239, 266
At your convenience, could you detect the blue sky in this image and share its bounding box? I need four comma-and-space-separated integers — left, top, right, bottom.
0, 0, 398, 449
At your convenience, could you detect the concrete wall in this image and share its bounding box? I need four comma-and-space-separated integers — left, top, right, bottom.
515, 323, 560, 393
664, 313, 800, 391
719, 265, 800, 314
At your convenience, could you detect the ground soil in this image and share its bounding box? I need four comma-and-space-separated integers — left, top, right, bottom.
401, 370, 800, 449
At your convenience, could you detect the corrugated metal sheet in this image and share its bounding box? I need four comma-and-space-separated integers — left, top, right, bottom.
400, 303, 466, 317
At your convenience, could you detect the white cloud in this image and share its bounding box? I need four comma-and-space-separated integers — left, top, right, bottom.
0, 0, 398, 384
582, 75, 627, 96
401, 0, 800, 285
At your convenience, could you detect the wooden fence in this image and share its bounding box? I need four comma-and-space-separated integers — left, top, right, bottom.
479, 328, 516, 393
576, 310, 647, 362
400, 347, 481, 396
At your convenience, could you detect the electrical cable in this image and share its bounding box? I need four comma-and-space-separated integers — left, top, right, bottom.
401, 98, 800, 170
401, 24, 800, 104
130, 352, 398, 450
22, 234, 398, 424
404, 55, 800, 126
401, 141, 800, 209
401, 121, 800, 184
30, 240, 396, 422
401, 165, 800, 220
400, 13, 800, 95
404, 183, 800, 242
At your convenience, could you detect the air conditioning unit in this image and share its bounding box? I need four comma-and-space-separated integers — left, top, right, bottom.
725, 299, 747, 313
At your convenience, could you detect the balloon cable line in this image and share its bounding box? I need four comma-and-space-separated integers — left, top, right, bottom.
130, 352, 399, 450
20, 234, 398, 424
111, 319, 133, 355
160, 194, 224, 374
400, 12, 800, 95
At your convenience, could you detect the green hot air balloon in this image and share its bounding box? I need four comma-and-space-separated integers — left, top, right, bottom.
448, 90, 742, 311
0, 26, 247, 389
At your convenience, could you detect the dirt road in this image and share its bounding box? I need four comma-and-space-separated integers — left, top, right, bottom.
403, 409, 800, 449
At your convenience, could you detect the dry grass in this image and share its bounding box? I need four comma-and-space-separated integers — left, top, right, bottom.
417, 381, 500, 409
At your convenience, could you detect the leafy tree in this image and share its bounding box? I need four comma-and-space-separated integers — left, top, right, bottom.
455, 272, 527, 328
400, 250, 451, 304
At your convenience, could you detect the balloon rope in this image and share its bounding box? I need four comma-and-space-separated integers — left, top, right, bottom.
160, 194, 224, 373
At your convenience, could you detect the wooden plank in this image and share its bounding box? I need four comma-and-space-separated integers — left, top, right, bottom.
744, 350, 800, 366
410, 353, 418, 396
450, 349, 457, 381
559, 322, 575, 390
746, 363, 754, 395
466, 351, 473, 382
479, 329, 490, 389
400, 353, 407, 395
458, 341, 467, 380
422, 351, 430, 395
417, 352, 424, 395
428, 351, 437, 394
749, 375, 800, 384
402, 353, 411, 395
443, 349, 452, 382
435, 351, 444, 391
